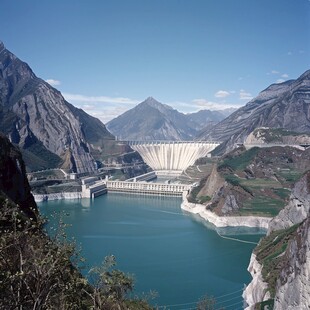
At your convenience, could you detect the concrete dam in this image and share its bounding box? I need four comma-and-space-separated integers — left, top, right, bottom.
129, 141, 220, 174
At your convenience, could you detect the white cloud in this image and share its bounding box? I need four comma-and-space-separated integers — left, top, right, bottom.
271, 70, 279, 74
276, 79, 285, 84
239, 90, 253, 100
62, 93, 140, 105
191, 99, 242, 111
287, 51, 292, 56
45, 79, 61, 86
61, 92, 141, 124
281, 73, 289, 78
214, 90, 231, 98
86, 106, 131, 124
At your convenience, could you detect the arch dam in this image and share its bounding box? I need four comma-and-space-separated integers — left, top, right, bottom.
128, 140, 220, 175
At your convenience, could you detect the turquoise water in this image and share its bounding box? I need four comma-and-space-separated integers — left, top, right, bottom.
38, 193, 265, 309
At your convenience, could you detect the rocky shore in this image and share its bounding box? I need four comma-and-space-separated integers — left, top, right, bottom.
181, 191, 271, 229
33, 192, 82, 202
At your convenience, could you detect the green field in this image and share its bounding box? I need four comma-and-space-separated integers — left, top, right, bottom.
242, 196, 285, 217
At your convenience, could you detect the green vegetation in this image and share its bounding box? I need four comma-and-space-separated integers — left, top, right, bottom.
109, 169, 127, 181
224, 174, 253, 195
199, 195, 211, 203
187, 176, 209, 203
212, 146, 305, 217
219, 147, 259, 171
255, 299, 274, 310
242, 196, 285, 217
273, 188, 291, 200
254, 224, 300, 297
277, 169, 302, 183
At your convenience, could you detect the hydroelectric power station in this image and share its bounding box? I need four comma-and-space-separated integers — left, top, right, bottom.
33, 140, 220, 200
129, 140, 220, 175
85, 141, 220, 197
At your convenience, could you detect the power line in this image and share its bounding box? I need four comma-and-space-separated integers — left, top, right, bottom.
157, 287, 244, 309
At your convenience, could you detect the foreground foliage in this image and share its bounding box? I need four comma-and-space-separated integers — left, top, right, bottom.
0, 196, 153, 309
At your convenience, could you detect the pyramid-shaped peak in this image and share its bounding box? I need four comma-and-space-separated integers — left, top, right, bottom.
142, 97, 173, 112
144, 96, 160, 104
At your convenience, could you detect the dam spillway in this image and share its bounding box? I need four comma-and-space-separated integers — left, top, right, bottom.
129, 141, 220, 174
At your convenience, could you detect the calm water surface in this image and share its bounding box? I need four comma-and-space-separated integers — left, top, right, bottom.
38, 193, 265, 309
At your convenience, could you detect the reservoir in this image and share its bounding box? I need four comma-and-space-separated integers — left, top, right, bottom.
38, 193, 264, 309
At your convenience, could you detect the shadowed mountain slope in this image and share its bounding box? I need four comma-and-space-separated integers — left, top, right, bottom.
0, 41, 114, 172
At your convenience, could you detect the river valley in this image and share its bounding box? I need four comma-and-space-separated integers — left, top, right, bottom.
38, 193, 265, 309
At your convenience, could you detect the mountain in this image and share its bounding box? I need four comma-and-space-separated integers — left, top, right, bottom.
106, 97, 192, 140
186, 109, 227, 131
0, 41, 115, 173
198, 70, 310, 150
106, 97, 231, 141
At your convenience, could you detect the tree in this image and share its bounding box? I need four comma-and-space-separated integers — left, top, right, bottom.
0, 201, 90, 309
84, 255, 134, 309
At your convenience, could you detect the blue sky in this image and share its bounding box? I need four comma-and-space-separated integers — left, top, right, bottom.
1, 0, 309, 123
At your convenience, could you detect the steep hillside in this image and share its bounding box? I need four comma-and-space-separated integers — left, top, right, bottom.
243, 172, 310, 309
198, 70, 310, 151
193, 145, 310, 217
107, 97, 231, 141
0, 41, 116, 173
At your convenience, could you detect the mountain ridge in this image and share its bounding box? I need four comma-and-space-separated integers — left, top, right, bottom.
107, 97, 234, 140
0, 41, 115, 172
198, 69, 310, 151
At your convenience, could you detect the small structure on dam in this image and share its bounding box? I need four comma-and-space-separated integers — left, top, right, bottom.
129, 140, 220, 175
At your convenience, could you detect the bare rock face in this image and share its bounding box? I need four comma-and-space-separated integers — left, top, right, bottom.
242, 253, 270, 309
268, 172, 310, 234
0, 41, 114, 173
273, 216, 310, 310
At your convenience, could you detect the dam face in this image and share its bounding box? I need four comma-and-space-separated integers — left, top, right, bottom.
129, 141, 219, 174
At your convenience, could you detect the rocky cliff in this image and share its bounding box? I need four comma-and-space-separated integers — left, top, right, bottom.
0, 133, 38, 220
243, 171, 310, 309
199, 70, 310, 152
267, 171, 310, 234
273, 216, 310, 310
0, 41, 114, 173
